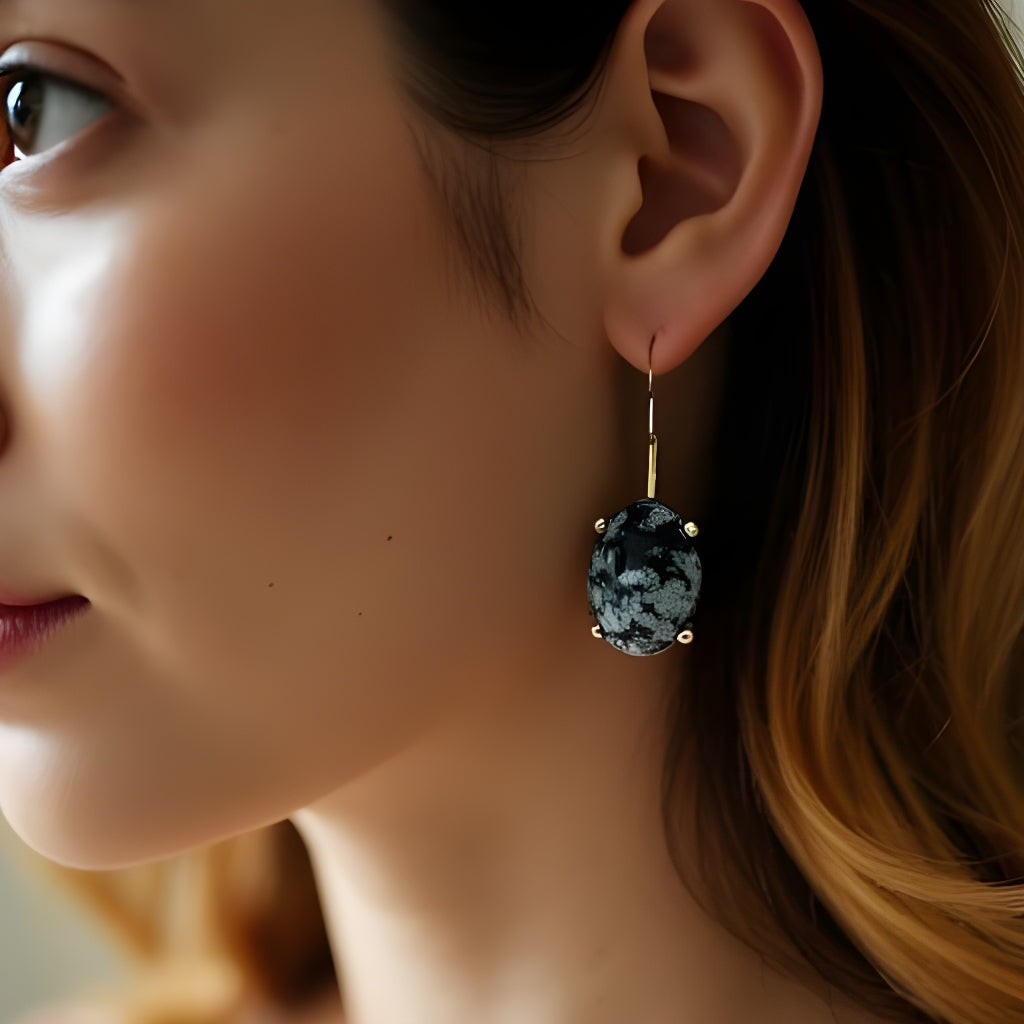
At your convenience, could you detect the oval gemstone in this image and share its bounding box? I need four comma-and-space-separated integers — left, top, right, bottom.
588, 498, 702, 656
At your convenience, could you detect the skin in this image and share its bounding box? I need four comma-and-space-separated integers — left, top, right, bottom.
0, 0, 897, 1021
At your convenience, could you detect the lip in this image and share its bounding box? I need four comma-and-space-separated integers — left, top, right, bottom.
0, 595, 91, 674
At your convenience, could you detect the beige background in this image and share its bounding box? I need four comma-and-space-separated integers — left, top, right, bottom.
2, 3, 1023, 1022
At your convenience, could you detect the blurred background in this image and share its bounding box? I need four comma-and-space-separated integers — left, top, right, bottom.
1, 1, 1023, 1022
0, 816, 132, 1023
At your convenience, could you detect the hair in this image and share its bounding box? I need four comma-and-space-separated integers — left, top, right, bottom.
21, 1, 1024, 1022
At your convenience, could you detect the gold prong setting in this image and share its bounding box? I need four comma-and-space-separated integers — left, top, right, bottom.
587, 500, 703, 655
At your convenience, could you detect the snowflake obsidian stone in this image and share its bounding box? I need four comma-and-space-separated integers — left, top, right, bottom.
588, 498, 702, 656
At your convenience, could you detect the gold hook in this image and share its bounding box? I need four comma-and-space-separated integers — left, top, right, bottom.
647, 336, 657, 500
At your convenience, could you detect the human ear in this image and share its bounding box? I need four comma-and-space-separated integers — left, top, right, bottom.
597, 0, 823, 373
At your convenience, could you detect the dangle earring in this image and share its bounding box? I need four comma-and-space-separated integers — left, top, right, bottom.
587, 340, 703, 656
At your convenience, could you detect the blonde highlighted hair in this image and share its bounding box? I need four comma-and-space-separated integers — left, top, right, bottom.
19, 1, 1024, 1022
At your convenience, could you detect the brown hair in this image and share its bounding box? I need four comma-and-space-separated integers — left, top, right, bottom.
23, 1, 1024, 1022
671, 1, 1024, 1019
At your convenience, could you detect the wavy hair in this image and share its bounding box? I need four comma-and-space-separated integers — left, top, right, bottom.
17, 2, 1024, 1022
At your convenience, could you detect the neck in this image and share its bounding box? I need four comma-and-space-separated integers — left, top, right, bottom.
291, 641, 864, 1024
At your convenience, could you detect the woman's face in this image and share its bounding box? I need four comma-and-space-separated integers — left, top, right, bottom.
0, 0, 621, 867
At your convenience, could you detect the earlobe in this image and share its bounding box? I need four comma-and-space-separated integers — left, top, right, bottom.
599, 0, 823, 373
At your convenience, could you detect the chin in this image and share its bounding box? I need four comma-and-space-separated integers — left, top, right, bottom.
1, 787, 225, 872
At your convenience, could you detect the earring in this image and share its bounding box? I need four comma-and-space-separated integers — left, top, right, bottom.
587, 339, 703, 656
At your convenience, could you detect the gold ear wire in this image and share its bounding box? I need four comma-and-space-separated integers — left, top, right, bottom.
586, 334, 703, 656
647, 338, 658, 500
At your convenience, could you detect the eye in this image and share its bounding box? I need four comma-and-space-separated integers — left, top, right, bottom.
1, 66, 112, 164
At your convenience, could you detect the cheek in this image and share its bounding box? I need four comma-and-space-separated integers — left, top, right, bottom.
0, 56, 581, 867
84, 135, 432, 500
70, 124, 444, 579
91, 155, 460, 663
0, 81, 577, 868
1, 121, 495, 866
